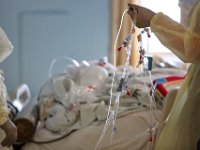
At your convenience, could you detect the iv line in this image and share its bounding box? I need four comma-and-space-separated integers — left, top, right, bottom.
94, 9, 131, 150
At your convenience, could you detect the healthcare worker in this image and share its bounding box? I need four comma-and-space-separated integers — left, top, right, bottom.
0, 27, 17, 149
128, 0, 200, 149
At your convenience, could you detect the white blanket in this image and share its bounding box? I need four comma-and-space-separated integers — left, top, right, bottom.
22, 110, 159, 150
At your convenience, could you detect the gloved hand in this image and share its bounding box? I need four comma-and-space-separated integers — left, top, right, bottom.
0, 118, 17, 147
127, 4, 156, 28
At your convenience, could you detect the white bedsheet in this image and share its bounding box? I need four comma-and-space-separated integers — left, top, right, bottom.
22, 110, 159, 150
21, 59, 187, 150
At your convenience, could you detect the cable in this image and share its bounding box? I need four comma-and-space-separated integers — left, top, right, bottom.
95, 8, 138, 150
94, 9, 128, 150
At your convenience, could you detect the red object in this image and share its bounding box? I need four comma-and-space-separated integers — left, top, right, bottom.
156, 84, 168, 97
154, 76, 185, 97
127, 89, 131, 96
118, 47, 122, 51
148, 127, 153, 142
148, 136, 153, 142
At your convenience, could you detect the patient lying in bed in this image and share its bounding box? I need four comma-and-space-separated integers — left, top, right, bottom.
19, 56, 186, 150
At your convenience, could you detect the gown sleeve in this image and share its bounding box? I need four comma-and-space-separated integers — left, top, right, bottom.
0, 73, 9, 126
150, 1, 200, 64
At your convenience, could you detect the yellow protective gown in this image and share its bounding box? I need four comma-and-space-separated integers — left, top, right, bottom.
0, 26, 13, 126
0, 73, 9, 126
0, 26, 12, 125
0, 75, 11, 150
0, 27, 13, 150
150, 1, 200, 150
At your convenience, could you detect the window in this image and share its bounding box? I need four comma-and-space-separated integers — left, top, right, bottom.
141, 0, 180, 53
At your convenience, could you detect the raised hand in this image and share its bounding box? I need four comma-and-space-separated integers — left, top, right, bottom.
128, 3, 156, 28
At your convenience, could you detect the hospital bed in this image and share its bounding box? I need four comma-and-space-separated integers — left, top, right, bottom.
13, 55, 187, 150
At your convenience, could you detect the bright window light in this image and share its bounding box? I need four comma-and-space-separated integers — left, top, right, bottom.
141, 0, 180, 53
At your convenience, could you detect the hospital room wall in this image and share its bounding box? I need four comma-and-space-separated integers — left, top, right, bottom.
0, 0, 109, 96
